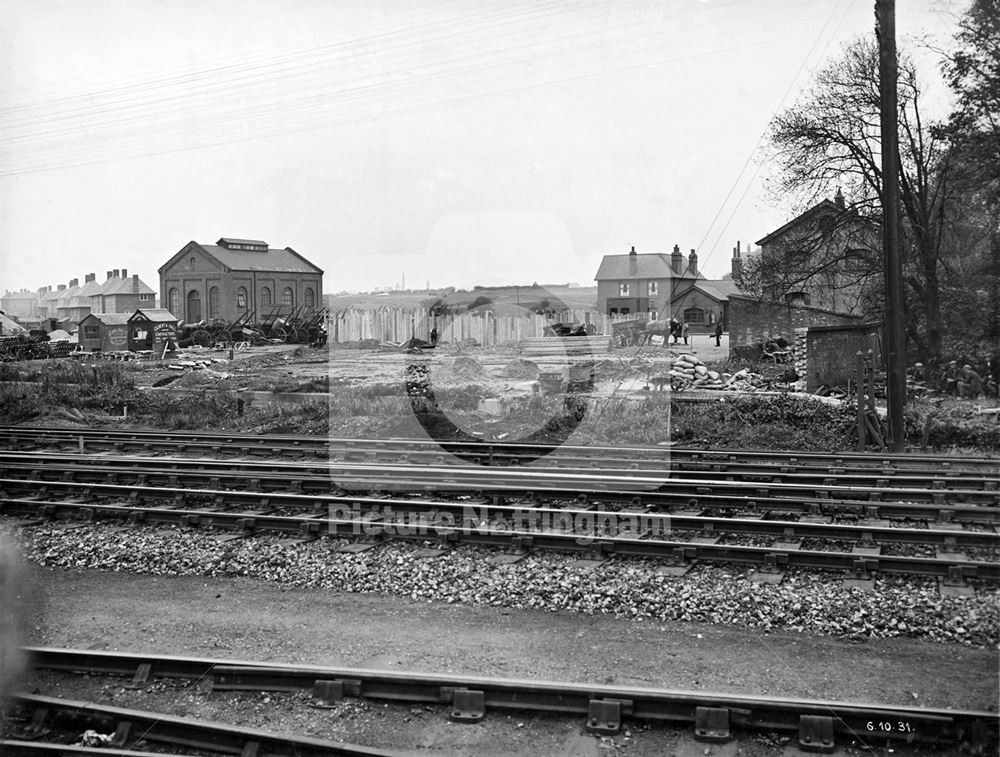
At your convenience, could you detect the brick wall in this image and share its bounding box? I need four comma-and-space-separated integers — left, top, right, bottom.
728, 295, 863, 360
804, 324, 882, 391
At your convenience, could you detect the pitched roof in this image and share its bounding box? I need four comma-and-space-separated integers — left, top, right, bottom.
595, 253, 693, 281
97, 274, 156, 296
130, 308, 177, 323
160, 239, 324, 275
82, 312, 131, 326
0, 313, 26, 333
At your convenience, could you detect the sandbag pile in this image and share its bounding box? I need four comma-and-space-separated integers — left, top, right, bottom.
665, 355, 773, 392
667, 354, 726, 389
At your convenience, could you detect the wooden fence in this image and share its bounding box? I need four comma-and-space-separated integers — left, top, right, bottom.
328, 307, 641, 348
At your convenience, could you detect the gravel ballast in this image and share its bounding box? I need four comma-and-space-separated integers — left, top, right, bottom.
11, 520, 999, 648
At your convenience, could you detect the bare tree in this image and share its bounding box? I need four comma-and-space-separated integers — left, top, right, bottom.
759, 37, 952, 360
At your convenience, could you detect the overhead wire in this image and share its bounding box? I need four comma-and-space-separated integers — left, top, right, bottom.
2, 1, 818, 176
692, 0, 856, 272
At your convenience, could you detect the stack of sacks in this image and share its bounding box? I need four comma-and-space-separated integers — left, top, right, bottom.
668, 354, 726, 389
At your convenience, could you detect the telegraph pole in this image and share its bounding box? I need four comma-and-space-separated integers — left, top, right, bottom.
876, 0, 906, 452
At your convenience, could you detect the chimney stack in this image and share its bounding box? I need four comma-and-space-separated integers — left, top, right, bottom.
58, 284, 66, 291
687, 249, 698, 276
132, 274, 139, 293
732, 241, 743, 278
85, 273, 96, 283
629, 245, 636, 256
121, 268, 128, 278
106, 270, 114, 280
113, 269, 120, 278
69, 278, 79, 288
670, 244, 683, 275
628, 245, 637, 275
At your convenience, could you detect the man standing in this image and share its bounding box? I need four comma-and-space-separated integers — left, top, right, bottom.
682, 320, 690, 345
714, 320, 723, 347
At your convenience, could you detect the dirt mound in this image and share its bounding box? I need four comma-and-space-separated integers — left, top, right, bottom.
501, 358, 539, 379
449, 356, 485, 377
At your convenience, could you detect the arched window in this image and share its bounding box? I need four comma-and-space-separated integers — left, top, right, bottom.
168, 288, 179, 317
282, 287, 294, 307
304, 287, 315, 308
186, 289, 202, 322
207, 287, 219, 319
683, 307, 705, 324
237, 286, 248, 313
261, 287, 272, 306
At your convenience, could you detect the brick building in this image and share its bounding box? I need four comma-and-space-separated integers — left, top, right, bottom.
594, 245, 738, 330
158, 238, 324, 325
92, 269, 156, 314
753, 191, 879, 314
0, 290, 39, 321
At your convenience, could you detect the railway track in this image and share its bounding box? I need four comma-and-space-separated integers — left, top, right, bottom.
5, 425, 999, 475
4, 429, 997, 582
3, 693, 392, 757
4, 485, 998, 582
17, 647, 999, 753
1, 449, 998, 508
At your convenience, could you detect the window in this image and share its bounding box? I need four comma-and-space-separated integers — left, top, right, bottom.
168, 288, 179, 316
304, 287, 315, 308
683, 307, 706, 324
649, 310, 658, 321
83, 324, 99, 339
189, 256, 197, 269
208, 287, 219, 319
282, 287, 294, 306
648, 281, 658, 296
187, 289, 202, 322
621, 307, 630, 315
261, 287, 272, 306
609, 308, 619, 316
618, 283, 630, 296
237, 286, 248, 312
139, 294, 151, 302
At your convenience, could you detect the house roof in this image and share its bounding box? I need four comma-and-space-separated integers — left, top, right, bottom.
0, 313, 26, 333
159, 240, 324, 275
595, 253, 695, 281
130, 308, 177, 323
754, 198, 880, 247
81, 312, 131, 326
96, 275, 156, 296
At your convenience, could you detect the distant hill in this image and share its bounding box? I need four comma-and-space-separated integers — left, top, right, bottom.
325, 285, 597, 315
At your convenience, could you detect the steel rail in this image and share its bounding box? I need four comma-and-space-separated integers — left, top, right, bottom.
0, 742, 204, 757
4, 488, 999, 550
2, 450, 997, 498
23, 648, 1000, 751
4, 425, 998, 471
3, 473, 998, 526
4, 497, 997, 579
5, 693, 394, 757
3, 453, 999, 509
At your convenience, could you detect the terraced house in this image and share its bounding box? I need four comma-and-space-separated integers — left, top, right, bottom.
158, 238, 324, 325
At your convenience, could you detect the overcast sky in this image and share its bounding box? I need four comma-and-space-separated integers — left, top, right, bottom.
0, 0, 965, 295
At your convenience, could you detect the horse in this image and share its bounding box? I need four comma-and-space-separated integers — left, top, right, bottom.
640, 319, 675, 346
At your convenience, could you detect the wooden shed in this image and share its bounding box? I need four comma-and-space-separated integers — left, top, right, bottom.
77, 313, 131, 352
128, 308, 178, 353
